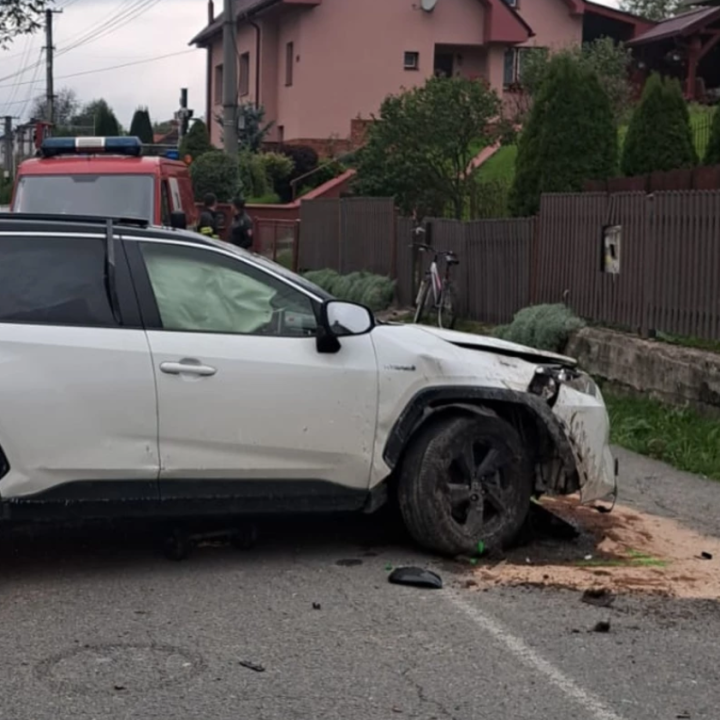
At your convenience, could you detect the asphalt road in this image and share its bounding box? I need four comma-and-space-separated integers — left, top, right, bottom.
1, 447, 719, 720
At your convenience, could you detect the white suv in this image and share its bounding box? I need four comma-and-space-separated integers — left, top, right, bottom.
0, 215, 616, 556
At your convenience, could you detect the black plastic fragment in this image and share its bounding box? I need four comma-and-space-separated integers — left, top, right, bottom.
239, 661, 265, 673
388, 567, 443, 589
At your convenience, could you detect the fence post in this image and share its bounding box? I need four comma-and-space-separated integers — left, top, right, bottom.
529, 215, 540, 305
640, 194, 655, 338
390, 206, 398, 279
337, 198, 344, 274
293, 218, 301, 273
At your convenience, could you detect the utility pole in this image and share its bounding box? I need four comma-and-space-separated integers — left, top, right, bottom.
177, 88, 193, 145
222, 0, 238, 156
3, 116, 14, 178
44, 8, 62, 126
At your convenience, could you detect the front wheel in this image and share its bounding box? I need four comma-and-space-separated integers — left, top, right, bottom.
438, 282, 457, 329
398, 412, 532, 556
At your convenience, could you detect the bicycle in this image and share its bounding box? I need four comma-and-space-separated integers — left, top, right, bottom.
411, 239, 459, 329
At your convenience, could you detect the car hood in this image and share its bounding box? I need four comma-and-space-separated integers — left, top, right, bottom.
393, 324, 577, 367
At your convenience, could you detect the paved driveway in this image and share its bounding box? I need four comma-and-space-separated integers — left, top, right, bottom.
1, 448, 719, 720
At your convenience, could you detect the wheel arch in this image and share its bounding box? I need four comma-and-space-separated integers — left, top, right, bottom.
383, 386, 580, 495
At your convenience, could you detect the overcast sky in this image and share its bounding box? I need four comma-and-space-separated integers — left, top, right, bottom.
0, 0, 619, 132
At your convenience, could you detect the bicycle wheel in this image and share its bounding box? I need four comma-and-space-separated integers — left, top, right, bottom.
413, 280, 431, 324
438, 282, 457, 329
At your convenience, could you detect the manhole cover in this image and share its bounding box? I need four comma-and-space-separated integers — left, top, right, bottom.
36, 643, 205, 693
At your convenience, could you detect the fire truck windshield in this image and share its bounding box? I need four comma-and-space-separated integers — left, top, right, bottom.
13, 174, 155, 221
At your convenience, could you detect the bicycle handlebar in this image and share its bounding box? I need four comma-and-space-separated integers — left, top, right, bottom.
409, 242, 459, 259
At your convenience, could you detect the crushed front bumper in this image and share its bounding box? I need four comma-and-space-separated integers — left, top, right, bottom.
552, 380, 617, 504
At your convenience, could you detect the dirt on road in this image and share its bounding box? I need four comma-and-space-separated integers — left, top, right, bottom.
474, 498, 720, 599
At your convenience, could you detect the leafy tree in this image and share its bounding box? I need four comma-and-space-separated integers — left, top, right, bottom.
704, 106, 720, 165
129, 107, 154, 143
518, 38, 632, 124
190, 150, 240, 202
214, 103, 273, 152
619, 0, 682, 21
29, 87, 79, 127
621, 73, 697, 177
356, 76, 502, 219
0, 0, 51, 48
510, 54, 617, 217
72, 99, 121, 137
179, 119, 213, 160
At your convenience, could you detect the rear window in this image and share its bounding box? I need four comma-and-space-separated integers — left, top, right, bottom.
13, 174, 154, 221
0, 236, 117, 327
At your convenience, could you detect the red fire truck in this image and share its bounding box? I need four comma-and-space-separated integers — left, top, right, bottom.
11, 136, 198, 229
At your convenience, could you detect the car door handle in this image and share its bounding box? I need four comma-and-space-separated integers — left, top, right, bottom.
160, 360, 217, 377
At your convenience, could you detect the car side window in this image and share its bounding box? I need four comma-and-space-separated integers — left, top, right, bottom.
0, 235, 118, 327
138, 241, 318, 337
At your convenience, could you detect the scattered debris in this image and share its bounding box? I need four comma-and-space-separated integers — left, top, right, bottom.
700, 552, 713, 560
239, 661, 265, 673
581, 588, 615, 608
113, 684, 126, 691
388, 567, 443, 590
464, 579, 478, 589
472, 499, 720, 599
384, 563, 393, 572
592, 620, 611, 633
336, 558, 363, 567
676, 712, 691, 719
312, 602, 322, 610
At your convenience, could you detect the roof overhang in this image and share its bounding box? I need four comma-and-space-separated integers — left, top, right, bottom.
628, 5, 720, 45
190, 0, 320, 47
478, 0, 534, 44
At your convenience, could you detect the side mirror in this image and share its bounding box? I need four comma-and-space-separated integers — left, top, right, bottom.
170, 210, 187, 229
316, 300, 375, 354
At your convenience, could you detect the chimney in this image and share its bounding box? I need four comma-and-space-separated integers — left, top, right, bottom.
208, 0, 214, 23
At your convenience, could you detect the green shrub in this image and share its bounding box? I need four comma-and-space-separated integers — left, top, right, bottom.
621, 74, 697, 177
493, 304, 585, 353
180, 119, 213, 161
509, 54, 617, 217
301, 269, 395, 312
704, 105, 720, 165
189, 150, 240, 202
260, 152, 295, 191
238, 150, 270, 199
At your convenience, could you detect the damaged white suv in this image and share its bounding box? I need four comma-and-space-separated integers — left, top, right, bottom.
0, 214, 616, 556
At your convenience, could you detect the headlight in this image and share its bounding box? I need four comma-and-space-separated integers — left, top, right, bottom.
528, 366, 562, 405
528, 365, 596, 405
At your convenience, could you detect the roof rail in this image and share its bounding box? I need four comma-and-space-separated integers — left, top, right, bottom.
0, 212, 150, 228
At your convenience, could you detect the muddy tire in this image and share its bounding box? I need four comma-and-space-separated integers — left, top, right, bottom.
398, 412, 532, 557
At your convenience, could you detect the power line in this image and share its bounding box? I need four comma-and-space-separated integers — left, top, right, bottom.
0, 0, 163, 86
0, 49, 197, 92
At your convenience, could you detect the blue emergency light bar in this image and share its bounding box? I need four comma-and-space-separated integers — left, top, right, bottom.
40, 136, 143, 159
165, 149, 179, 160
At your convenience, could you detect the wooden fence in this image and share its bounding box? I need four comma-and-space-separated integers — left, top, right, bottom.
297, 191, 720, 341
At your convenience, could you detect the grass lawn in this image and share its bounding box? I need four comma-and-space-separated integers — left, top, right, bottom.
475, 145, 517, 183
605, 389, 720, 480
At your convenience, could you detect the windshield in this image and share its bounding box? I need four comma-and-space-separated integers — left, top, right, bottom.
204, 237, 335, 301
13, 174, 155, 221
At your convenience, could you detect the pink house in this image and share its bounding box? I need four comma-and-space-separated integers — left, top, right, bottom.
190, 0, 653, 154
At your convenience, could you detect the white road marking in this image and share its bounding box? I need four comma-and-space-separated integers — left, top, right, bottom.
447, 593, 626, 720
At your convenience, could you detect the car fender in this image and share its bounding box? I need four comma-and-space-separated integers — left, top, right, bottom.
379, 386, 580, 494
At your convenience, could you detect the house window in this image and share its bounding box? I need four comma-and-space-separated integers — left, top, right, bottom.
240, 52, 250, 96
504, 47, 546, 87
214, 64, 223, 104
404, 51, 419, 70
285, 42, 294, 86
